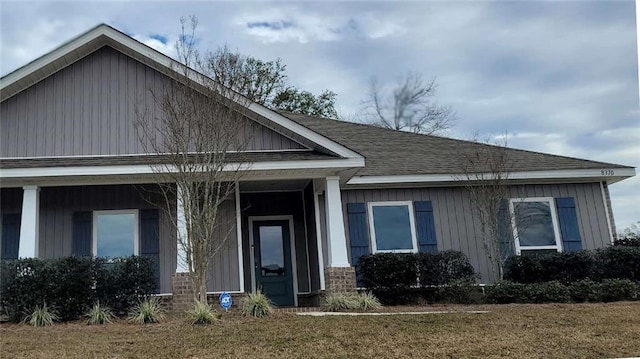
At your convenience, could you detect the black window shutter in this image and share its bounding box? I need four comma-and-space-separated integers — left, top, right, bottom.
1, 214, 21, 260
72, 211, 93, 257
413, 201, 438, 253
497, 199, 514, 261
555, 197, 583, 252
139, 209, 160, 293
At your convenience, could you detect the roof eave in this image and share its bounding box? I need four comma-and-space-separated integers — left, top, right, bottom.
346, 167, 636, 187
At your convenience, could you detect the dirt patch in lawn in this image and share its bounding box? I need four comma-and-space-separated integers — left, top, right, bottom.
2, 302, 639, 358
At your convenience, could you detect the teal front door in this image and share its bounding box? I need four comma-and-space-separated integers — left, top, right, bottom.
253, 220, 295, 307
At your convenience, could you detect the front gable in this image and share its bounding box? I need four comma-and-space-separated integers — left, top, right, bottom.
0, 24, 363, 163
0, 46, 308, 158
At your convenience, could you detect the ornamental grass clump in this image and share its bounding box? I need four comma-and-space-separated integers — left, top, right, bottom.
85, 302, 114, 325
187, 300, 220, 325
241, 290, 273, 318
322, 293, 360, 312
129, 297, 165, 324
356, 291, 382, 311
23, 304, 58, 327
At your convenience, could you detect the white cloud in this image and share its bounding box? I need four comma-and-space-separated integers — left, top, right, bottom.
132, 34, 177, 59
233, 8, 404, 43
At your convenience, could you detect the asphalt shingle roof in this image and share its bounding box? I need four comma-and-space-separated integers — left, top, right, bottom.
280, 112, 632, 177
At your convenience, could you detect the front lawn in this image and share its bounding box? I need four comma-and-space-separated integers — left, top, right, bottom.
2, 302, 639, 358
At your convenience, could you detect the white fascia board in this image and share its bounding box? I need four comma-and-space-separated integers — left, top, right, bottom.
1, 24, 363, 161
347, 167, 637, 185
0, 158, 365, 179
1, 25, 105, 92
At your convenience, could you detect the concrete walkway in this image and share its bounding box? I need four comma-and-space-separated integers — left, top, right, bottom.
297, 310, 489, 316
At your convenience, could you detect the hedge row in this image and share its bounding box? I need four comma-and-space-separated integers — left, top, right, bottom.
369, 279, 640, 305
357, 251, 477, 305
0, 256, 157, 322
486, 279, 640, 304
504, 247, 640, 285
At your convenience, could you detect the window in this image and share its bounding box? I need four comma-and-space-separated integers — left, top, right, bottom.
509, 198, 562, 255
93, 210, 139, 257
368, 201, 418, 253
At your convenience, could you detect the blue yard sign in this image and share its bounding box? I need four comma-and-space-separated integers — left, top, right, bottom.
219, 292, 233, 311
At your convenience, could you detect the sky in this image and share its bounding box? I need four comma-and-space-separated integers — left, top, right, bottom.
1, 1, 638, 232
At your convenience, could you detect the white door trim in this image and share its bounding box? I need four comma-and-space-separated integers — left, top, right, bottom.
248, 215, 298, 307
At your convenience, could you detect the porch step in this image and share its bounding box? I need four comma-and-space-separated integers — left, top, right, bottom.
274, 306, 322, 313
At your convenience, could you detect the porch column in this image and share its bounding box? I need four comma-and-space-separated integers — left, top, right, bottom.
18, 186, 40, 258
323, 177, 356, 293
324, 176, 349, 267
176, 184, 189, 273
173, 184, 194, 311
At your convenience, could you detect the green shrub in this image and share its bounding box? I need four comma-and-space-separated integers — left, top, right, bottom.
613, 237, 640, 247
358, 253, 418, 291
526, 281, 571, 303
241, 290, 273, 318
129, 297, 165, 324
187, 300, 219, 325
504, 251, 595, 285
569, 280, 603, 303
357, 251, 477, 305
23, 303, 58, 327
418, 251, 477, 286
600, 279, 640, 302
435, 279, 485, 304
593, 247, 640, 282
0, 256, 157, 322
485, 281, 528, 304
86, 302, 114, 325
322, 292, 360, 312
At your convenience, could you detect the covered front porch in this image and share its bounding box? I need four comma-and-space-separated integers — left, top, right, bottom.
0, 172, 356, 307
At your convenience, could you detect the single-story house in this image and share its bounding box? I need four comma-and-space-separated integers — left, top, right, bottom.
0, 24, 635, 307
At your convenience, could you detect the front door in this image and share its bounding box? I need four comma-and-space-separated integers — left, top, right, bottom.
253, 220, 295, 307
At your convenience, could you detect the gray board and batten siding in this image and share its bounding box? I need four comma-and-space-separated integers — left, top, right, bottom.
0, 46, 306, 158
337, 182, 611, 283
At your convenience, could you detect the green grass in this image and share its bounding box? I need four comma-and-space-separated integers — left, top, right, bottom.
2, 302, 639, 358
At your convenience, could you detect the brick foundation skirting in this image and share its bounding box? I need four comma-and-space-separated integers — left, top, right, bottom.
171, 273, 195, 312
324, 266, 357, 294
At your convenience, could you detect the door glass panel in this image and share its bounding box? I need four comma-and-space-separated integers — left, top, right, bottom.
259, 225, 285, 277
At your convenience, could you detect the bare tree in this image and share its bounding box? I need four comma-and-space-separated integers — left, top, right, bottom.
363, 71, 454, 134
135, 17, 253, 303
456, 134, 516, 280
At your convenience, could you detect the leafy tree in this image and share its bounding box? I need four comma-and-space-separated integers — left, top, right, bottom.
205, 45, 338, 118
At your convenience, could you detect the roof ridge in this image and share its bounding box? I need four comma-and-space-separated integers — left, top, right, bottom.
278, 111, 633, 169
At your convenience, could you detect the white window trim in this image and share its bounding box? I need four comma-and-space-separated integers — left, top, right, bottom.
367, 201, 419, 254
509, 197, 562, 255
92, 209, 139, 257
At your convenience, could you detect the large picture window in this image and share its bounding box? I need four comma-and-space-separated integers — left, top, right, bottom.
93, 210, 139, 257
368, 201, 418, 253
509, 198, 562, 255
